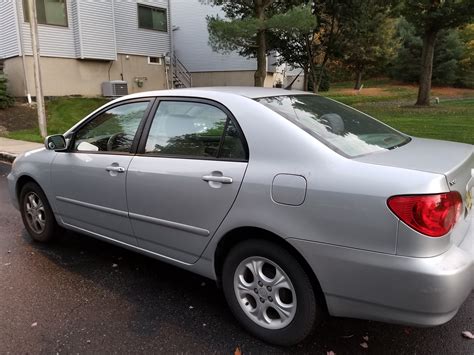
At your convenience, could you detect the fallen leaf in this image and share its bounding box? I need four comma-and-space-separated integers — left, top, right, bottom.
112, 264, 118, 268
4, 263, 11, 266
327, 351, 336, 355
202, 323, 207, 327
31, 322, 38, 327
360, 342, 368, 349
189, 306, 194, 309
363, 336, 369, 341
462, 331, 474, 339
86, 340, 91, 344
234, 346, 242, 355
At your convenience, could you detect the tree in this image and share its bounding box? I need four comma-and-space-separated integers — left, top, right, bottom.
390, 19, 464, 85
0, 73, 14, 109
204, 0, 303, 87
339, 1, 398, 89
267, 4, 317, 91
309, 0, 346, 92
457, 23, 474, 87
401, 0, 474, 106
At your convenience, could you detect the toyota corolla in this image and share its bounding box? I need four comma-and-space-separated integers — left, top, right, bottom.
8, 88, 473, 345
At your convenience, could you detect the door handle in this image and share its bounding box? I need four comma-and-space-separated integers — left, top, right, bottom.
106, 166, 126, 173
202, 175, 233, 184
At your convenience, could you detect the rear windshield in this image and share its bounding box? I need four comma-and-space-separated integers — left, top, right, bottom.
256, 95, 410, 158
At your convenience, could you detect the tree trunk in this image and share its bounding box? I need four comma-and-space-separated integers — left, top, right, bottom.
416, 30, 437, 106
254, 3, 267, 87
303, 63, 308, 91
254, 29, 267, 87
313, 55, 329, 93
354, 70, 363, 90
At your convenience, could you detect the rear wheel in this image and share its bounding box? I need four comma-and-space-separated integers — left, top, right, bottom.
20, 182, 59, 243
222, 239, 321, 346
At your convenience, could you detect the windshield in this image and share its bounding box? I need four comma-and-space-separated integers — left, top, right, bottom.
256, 95, 411, 158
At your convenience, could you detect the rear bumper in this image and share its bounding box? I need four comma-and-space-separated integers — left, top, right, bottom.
288, 221, 473, 326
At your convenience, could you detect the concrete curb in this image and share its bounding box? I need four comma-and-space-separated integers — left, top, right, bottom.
0, 152, 16, 163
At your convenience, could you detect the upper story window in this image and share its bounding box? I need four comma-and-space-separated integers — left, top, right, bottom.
138, 4, 167, 32
23, 0, 68, 27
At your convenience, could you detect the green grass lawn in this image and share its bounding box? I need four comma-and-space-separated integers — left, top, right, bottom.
4, 81, 474, 145
6, 97, 109, 143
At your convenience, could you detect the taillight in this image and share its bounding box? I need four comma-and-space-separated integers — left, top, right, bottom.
387, 192, 463, 237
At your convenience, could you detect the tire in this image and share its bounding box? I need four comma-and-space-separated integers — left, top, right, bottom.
19, 182, 59, 243
222, 239, 321, 346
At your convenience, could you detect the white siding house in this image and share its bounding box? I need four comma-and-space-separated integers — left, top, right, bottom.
171, 0, 278, 87
0, 0, 280, 97
0, 0, 171, 97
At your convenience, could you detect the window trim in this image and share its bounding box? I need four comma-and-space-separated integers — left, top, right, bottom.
67, 98, 157, 156
137, 4, 168, 33
137, 97, 249, 162
23, 0, 69, 28
148, 56, 163, 65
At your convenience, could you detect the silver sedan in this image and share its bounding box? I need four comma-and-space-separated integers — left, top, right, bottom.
8, 88, 473, 346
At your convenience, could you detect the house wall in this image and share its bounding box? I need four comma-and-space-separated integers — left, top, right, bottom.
171, 0, 257, 73
0, 0, 20, 59
75, 0, 117, 60
4, 54, 168, 97
14, 0, 171, 60
18, 0, 78, 58
115, 0, 171, 58
191, 71, 276, 88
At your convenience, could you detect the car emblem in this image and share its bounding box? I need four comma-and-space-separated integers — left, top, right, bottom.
449, 179, 456, 186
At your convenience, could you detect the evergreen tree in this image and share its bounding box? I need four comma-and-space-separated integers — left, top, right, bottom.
0, 73, 14, 109
390, 19, 464, 86
401, 0, 474, 105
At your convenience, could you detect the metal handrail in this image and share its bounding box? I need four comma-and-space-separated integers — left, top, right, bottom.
172, 55, 192, 88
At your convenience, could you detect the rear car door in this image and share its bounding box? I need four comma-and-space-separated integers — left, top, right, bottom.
51, 99, 154, 246
126, 98, 248, 263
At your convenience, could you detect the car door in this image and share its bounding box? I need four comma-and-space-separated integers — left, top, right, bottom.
126, 98, 249, 264
51, 99, 154, 246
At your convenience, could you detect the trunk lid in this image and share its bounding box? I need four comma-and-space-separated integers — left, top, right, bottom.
355, 138, 474, 240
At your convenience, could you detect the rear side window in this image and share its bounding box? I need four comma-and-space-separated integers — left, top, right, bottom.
144, 101, 246, 160
256, 95, 410, 158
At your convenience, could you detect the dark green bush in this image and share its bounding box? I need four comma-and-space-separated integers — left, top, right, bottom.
0, 73, 14, 109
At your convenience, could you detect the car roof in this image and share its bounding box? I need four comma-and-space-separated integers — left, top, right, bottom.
123, 87, 309, 100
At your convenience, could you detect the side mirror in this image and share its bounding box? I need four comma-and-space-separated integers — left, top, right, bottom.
45, 134, 67, 151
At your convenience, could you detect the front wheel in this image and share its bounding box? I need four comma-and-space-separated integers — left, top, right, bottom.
19, 182, 59, 243
222, 239, 321, 346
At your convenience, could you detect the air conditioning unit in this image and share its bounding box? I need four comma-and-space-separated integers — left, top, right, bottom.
101, 80, 128, 97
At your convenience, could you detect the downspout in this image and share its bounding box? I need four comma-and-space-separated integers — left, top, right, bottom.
168, 0, 174, 89
14, 0, 32, 104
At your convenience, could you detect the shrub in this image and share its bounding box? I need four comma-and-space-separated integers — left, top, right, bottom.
0, 73, 14, 109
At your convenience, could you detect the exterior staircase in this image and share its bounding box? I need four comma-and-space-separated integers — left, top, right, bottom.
171, 55, 192, 88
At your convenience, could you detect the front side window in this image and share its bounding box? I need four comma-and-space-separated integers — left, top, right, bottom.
138, 4, 167, 32
23, 0, 68, 27
144, 101, 246, 160
256, 95, 411, 158
74, 101, 150, 153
